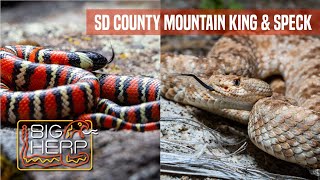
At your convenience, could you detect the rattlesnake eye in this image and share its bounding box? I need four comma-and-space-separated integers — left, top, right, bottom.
233, 79, 240, 86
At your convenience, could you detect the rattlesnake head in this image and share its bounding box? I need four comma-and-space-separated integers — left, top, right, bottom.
206, 74, 272, 107
188, 74, 272, 111
162, 73, 272, 112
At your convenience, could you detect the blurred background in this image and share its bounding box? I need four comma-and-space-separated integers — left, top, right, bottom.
162, 0, 320, 9
161, 0, 320, 57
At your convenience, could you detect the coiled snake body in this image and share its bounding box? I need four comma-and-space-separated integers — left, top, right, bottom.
161, 36, 320, 170
1, 45, 160, 131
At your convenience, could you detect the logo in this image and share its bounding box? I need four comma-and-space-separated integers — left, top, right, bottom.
17, 120, 97, 170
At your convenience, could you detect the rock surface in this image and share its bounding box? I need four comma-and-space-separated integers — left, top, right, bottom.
28, 131, 160, 180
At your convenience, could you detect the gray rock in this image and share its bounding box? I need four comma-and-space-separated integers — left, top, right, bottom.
27, 130, 160, 180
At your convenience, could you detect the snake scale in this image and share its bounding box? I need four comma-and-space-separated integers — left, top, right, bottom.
1, 45, 160, 131
161, 35, 320, 172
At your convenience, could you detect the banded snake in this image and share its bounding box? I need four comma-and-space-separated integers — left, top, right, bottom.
1, 45, 160, 132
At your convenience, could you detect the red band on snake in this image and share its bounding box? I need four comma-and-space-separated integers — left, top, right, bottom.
0, 45, 160, 131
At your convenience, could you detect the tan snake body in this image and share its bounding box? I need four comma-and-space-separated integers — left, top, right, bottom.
161, 35, 320, 171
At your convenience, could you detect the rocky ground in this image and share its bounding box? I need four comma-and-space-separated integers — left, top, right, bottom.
1, 2, 160, 180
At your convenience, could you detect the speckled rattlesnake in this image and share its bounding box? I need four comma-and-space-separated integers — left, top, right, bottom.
161, 35, 320, 172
